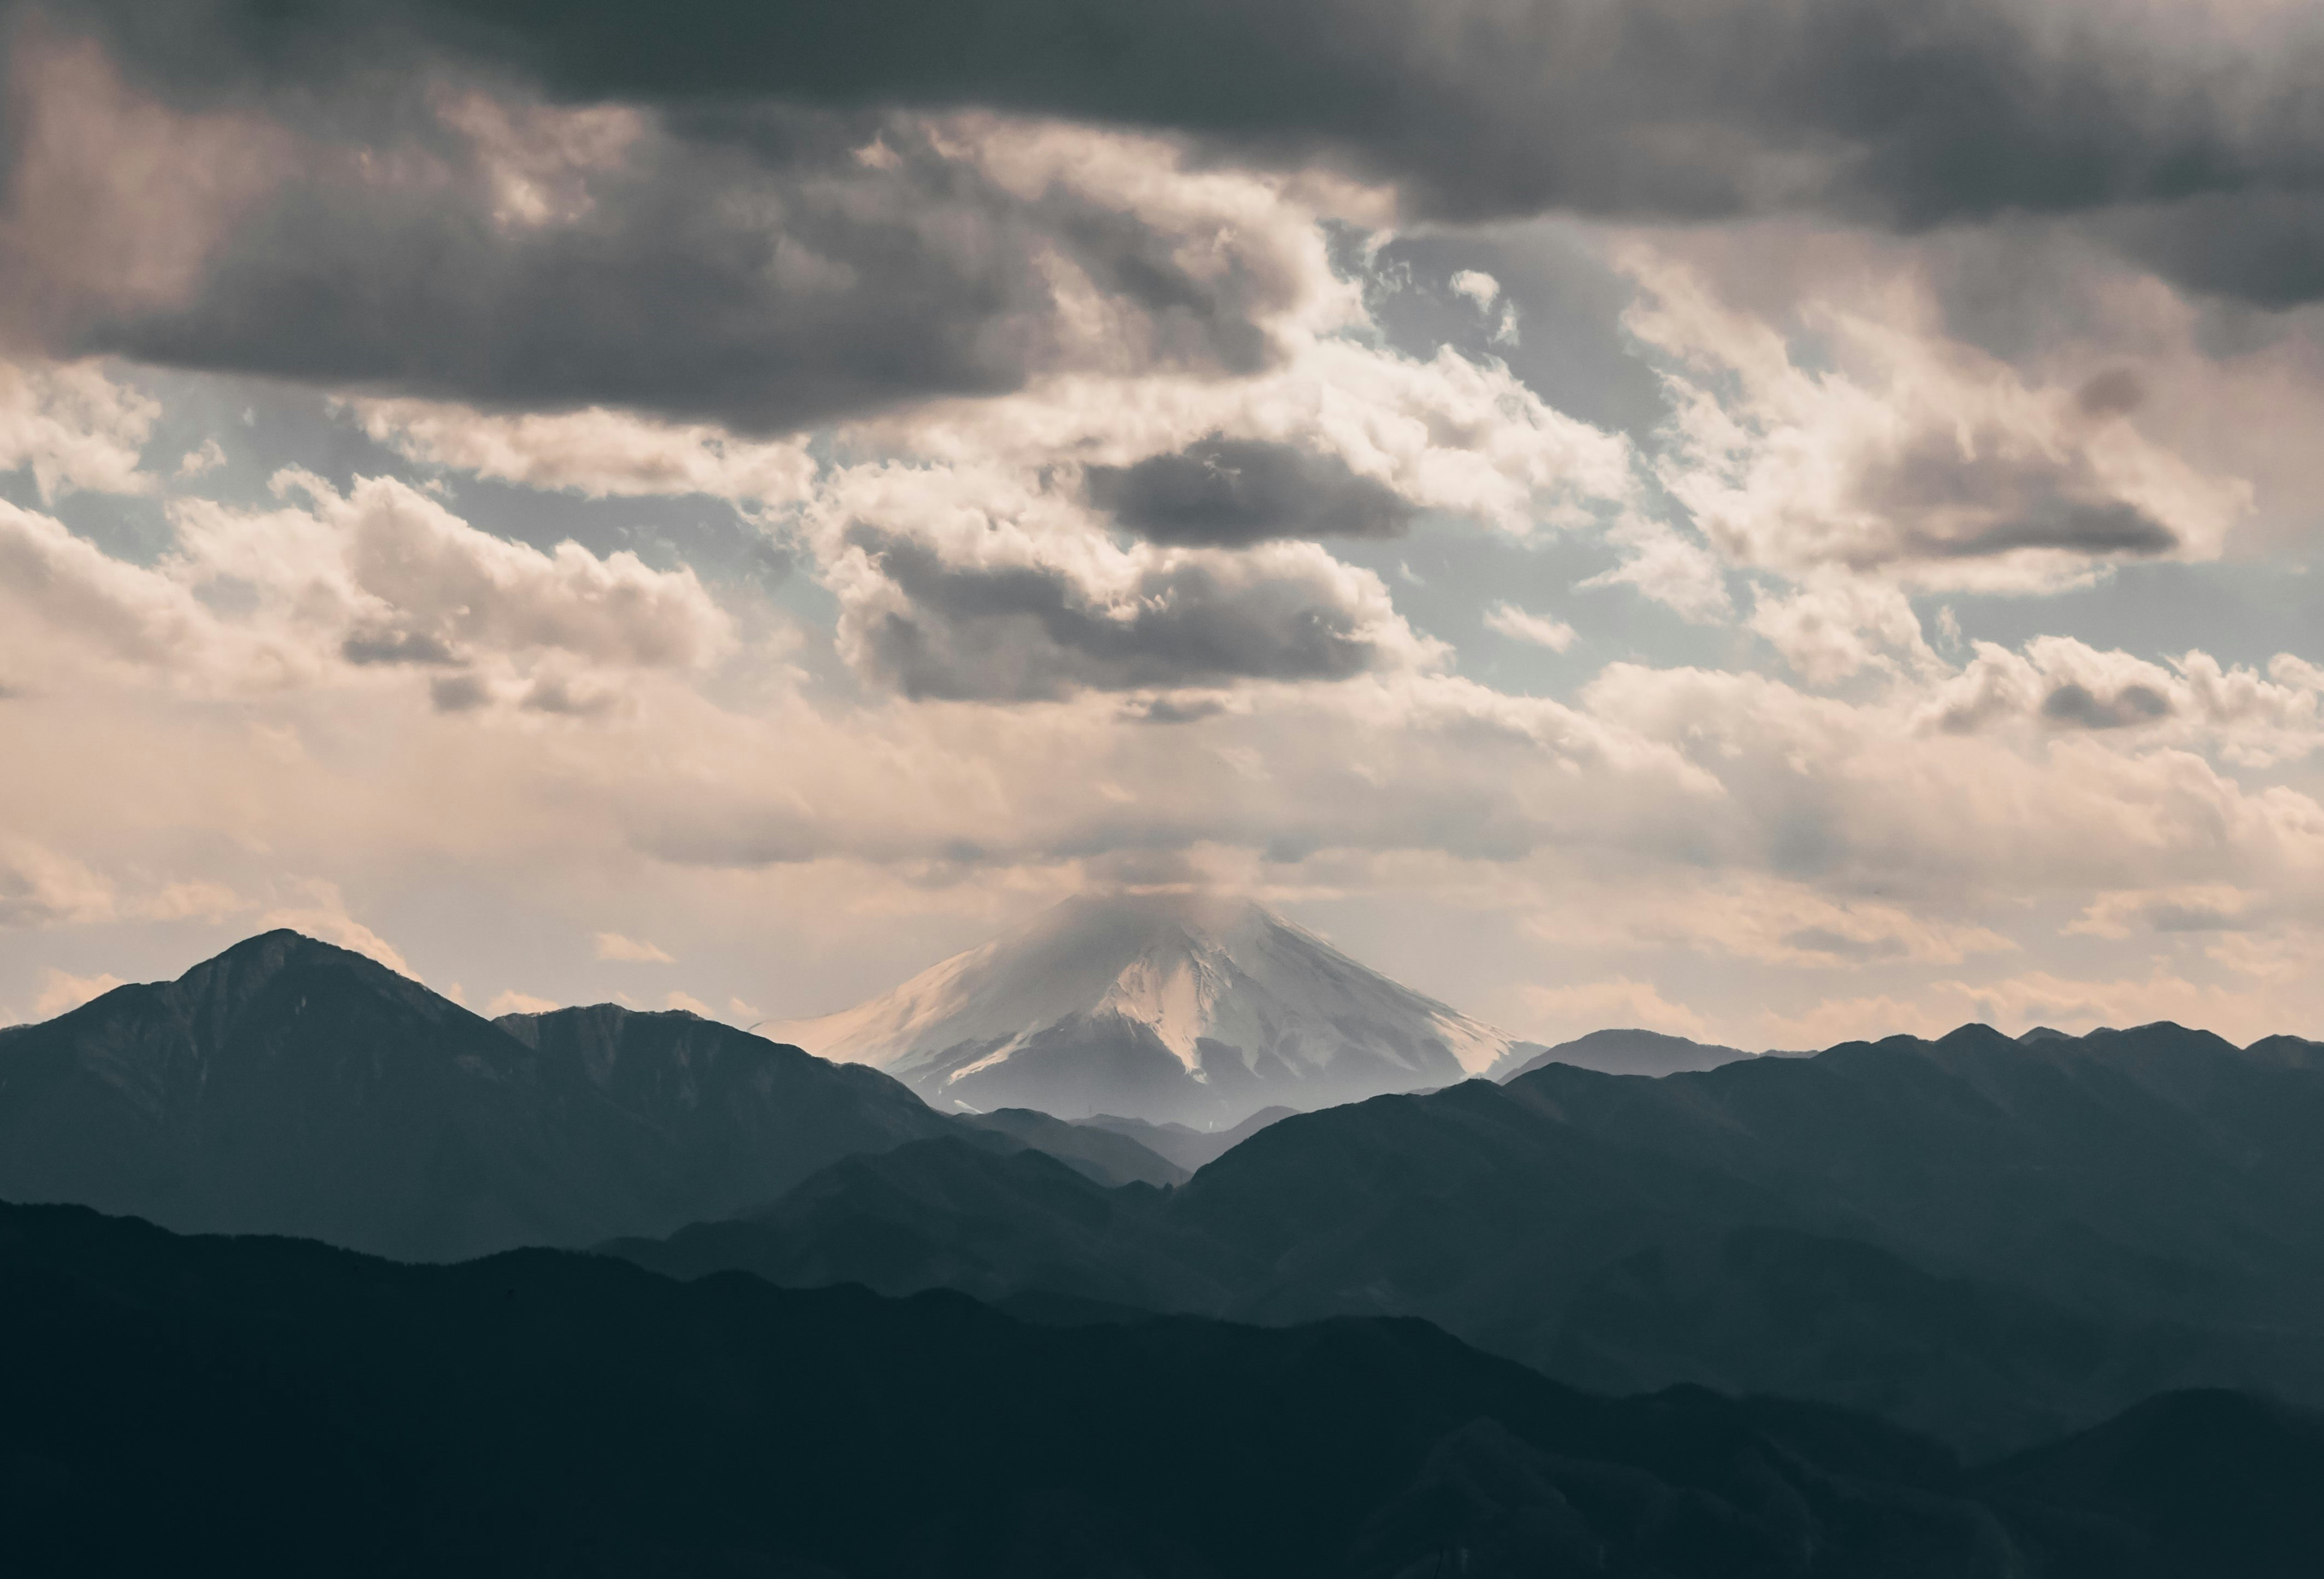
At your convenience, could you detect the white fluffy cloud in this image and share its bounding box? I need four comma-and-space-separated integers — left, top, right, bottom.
0, 500, 217, 676
1578, 515, 1732, 621
1622, 238, 2255, 587
855, 333, 1635, 538
1750, 574, 1938, 685
594, 931, 674, 963
1484, 602, 1578, 651
1918, 638, 2324, 765
14, 478, 2322, 931
0, 835, 242, 936
335, 130, 1643, 716
0, 358, 157, 498
0, 837, 117, 928
485, 988, 560, 1017
826, 521, 1443, 702
355, 401, 817, 504
1, 472, 733, 712
31, 967, 126, 1020
10, 514, 2324, 1042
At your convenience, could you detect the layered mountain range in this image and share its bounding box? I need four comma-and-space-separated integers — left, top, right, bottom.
9, 1197, 2320, 1577
0, 930, 1183, 1259
614, 1019, 2324, 1458
7, 922, 2324, 1571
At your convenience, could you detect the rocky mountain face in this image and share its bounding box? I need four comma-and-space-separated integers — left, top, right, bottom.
613, 1020, 2324, 1458
11, 1196, 2319, 1578
0, 930, 954, 1260
772, 891, 1524, 1126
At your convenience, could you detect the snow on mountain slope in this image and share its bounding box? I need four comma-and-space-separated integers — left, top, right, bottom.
770, 892, 1525, 1126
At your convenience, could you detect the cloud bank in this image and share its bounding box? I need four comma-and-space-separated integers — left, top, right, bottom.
4, 3, 2324, 1051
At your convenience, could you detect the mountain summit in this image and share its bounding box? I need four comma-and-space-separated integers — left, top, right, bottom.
772, 892, 1523, 1125
0, 930, 951, 1260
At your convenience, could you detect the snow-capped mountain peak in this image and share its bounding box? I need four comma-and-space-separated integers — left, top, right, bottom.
770, 892, 1521, 1126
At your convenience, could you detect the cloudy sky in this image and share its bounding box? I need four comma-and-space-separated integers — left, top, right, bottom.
7, 0, 2324, 1048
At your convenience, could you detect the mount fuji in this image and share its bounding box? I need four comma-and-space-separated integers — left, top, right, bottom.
769, 892, 1533, 1126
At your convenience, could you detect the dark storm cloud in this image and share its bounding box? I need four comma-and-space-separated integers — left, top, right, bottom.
518, 674, 621, 716
100, 120, 1286, 434
416, 1, 2324, 226
428, 672, 489, 711
1121, 694, 1230, 724
98, 134, 1024, 434
0, 11, 1306, 434
341, 626, 462, 667
2075, 367, 2146, 419
2040, 680, 2173, 730
53, 0, 2324, 288
1919, 504, 2179, 561
1085, 436, 1416, 547
1858, 440, 2181, 565
2104, 192, 2324, 311
9, 0, 2323, 452
843, 525, 1397, 701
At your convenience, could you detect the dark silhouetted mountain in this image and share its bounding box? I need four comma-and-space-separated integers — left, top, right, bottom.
7, 1197, 2314, 1578
1979, 1389, 2324, 1577
956, 1106, 1191, 1185
2242, 1032, 2324, 1069
1489, 1026, 1758, 1081
1080, 1103, 1301, 1172
1179, 1020, 2324, 1444
1534, 1226, 2249, 1461
1474, 1023, 2324, 1335
609, 1135, 1229, 1312
613, 1020, 2324, 1453
770, 892, 1520, 1125
0, 931, 952, 1259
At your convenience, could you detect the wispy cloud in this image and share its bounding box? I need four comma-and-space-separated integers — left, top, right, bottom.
594, 931, 674, 964
1484, 602, 1577, 652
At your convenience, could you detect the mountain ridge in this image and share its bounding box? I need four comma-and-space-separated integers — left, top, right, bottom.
0, 928, 1211, 1260
0, 930, 958, 1259
9, 1195, 2320, 1577
1490, 1026, 1759, 1081
609, 1016, 2324, 1456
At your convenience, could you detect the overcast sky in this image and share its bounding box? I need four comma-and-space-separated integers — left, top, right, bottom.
7, 0, 2324, 1047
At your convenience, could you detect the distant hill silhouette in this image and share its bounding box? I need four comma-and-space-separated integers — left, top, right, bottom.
6, 1197, 2317, 1577
1488, 1026, 1758, 1081
1079, 1104, 1301, 1171
613, 1020, 2324, 1455
610, 1136, 1229, 1313
954, 1106, 1190, 1186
